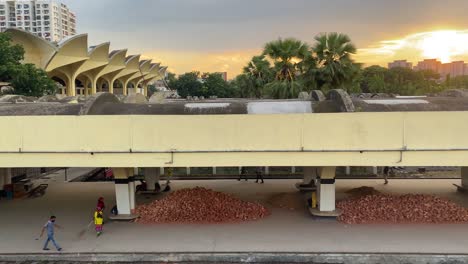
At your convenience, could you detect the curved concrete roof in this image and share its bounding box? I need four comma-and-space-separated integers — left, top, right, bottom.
5, 28, 58, 69
46, 34, 89, 71
6, 29, 169, 96
98, 49, 128, 81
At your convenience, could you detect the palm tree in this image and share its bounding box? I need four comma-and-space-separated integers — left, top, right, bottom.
313, 32, 359, 90
263, 38, 310, 81
261, 38, 310, 98
243, 55, 272, 98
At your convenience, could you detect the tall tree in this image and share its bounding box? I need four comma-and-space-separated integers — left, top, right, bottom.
313, 32, 360, 91
242, 55, 272, 98
262, 38, 310, 98
172, 72, 203, 98
263, 38, 310, 81
203, 72, 235, 98
0, 33, 57, 96
0, 33, 24, 81
10, 64, 57, 97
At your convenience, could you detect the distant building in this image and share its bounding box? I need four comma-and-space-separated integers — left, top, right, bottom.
218, 72, 228, 81
0, 0, 76, 42
413, 59, 442, 73
388, 60, 412, 69
440, 61, 465, 79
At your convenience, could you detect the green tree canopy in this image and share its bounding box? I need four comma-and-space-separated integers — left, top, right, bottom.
171, 72, 202, 98
313, 32, 360, 91
0, 33, 56, 96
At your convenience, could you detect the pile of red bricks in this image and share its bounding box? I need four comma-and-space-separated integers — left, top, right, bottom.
337, 194, 468, 224
136, 187, 270, 224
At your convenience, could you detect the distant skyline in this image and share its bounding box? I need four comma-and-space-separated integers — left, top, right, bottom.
60, 0, 468, 77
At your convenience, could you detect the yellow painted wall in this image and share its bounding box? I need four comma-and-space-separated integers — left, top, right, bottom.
0, 112, 467, 167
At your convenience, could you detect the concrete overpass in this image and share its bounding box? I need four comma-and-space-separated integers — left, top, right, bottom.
1, 91, 468, 218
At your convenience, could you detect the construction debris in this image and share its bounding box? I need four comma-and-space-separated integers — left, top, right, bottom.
135, 187, 270, 224
337, 194, 468, 224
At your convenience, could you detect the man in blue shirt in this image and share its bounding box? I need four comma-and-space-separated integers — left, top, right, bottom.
40, 216, 63, 251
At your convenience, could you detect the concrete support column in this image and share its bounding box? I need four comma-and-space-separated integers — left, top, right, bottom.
91, 78, 97, 95
345, 166, 351, 175
186, 167, 191, 175
265, 167, 269, 175
461, 167, 468, 188
372, 166, 378, 175
303, 167, 318, 185
143, 85, 148, 97
127, 168, 136, 211
144, 167, 160, 191
113, 168, 132, 216
84, 80, 89, 96
4, 168, 11, 185
109, 78, 115, 94
213, 167, 217, 175
0, 170, 4, 191
291, 166, 296, 174
123, 80, 130, 96
317, 167, 336, 212
0, 168, 12, 191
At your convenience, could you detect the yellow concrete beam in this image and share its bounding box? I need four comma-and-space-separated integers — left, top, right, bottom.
0, 112, 467, 167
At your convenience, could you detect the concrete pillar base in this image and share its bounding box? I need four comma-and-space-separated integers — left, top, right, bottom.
108, 214, 138, 221
317, 167, 337, 212
144, 167, 161, 191
113, 168, 137, 220
309, 207, 342, 217
455, 167, 468, 193
296, 167, 317, 192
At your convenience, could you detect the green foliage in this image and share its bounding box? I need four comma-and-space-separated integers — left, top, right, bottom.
0, 33, 24, 81
165, 72, 177, 85
203, 72, 236, 98
264, 80, 303, 99
171, 71, 237, 98
235, 33, 361, 99
172, 72, 202, 98
243, 55, 272, 98
359, 66, 445, 95
263, 38, 310, 81
10, 64, 57, 96
449, 76, 468, 89
230, 74, 256, 98
313, 32, 361, 91
0, 32, 57, 96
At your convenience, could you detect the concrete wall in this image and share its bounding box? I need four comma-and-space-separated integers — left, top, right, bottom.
0, 112, 467, 167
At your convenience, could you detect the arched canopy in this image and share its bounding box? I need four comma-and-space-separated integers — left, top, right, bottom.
46, 34, 89, 72
5, 28, 58, 69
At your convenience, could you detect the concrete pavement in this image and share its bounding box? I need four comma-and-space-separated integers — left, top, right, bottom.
1, 177, 468, 256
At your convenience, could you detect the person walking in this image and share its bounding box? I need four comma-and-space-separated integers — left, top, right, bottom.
255, 166, 264, 184
97, 197, 105, 211
40, 216, 62, 251
383, 166, 391, 185
94, 207, 104, 236
238, 167, 248, 181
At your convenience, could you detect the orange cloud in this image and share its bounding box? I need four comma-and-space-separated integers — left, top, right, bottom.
142, 49, 261, 78
355, 29, 468, 66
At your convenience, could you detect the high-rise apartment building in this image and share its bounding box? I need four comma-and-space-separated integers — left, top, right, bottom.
0, 0, 76, 42
413, 59, 442, 73
440, 61, 465, 78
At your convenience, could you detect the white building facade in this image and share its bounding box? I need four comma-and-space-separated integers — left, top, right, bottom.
0, 0, 76, 42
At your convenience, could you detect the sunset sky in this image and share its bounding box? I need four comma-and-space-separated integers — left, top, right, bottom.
61, 0, 468, 78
